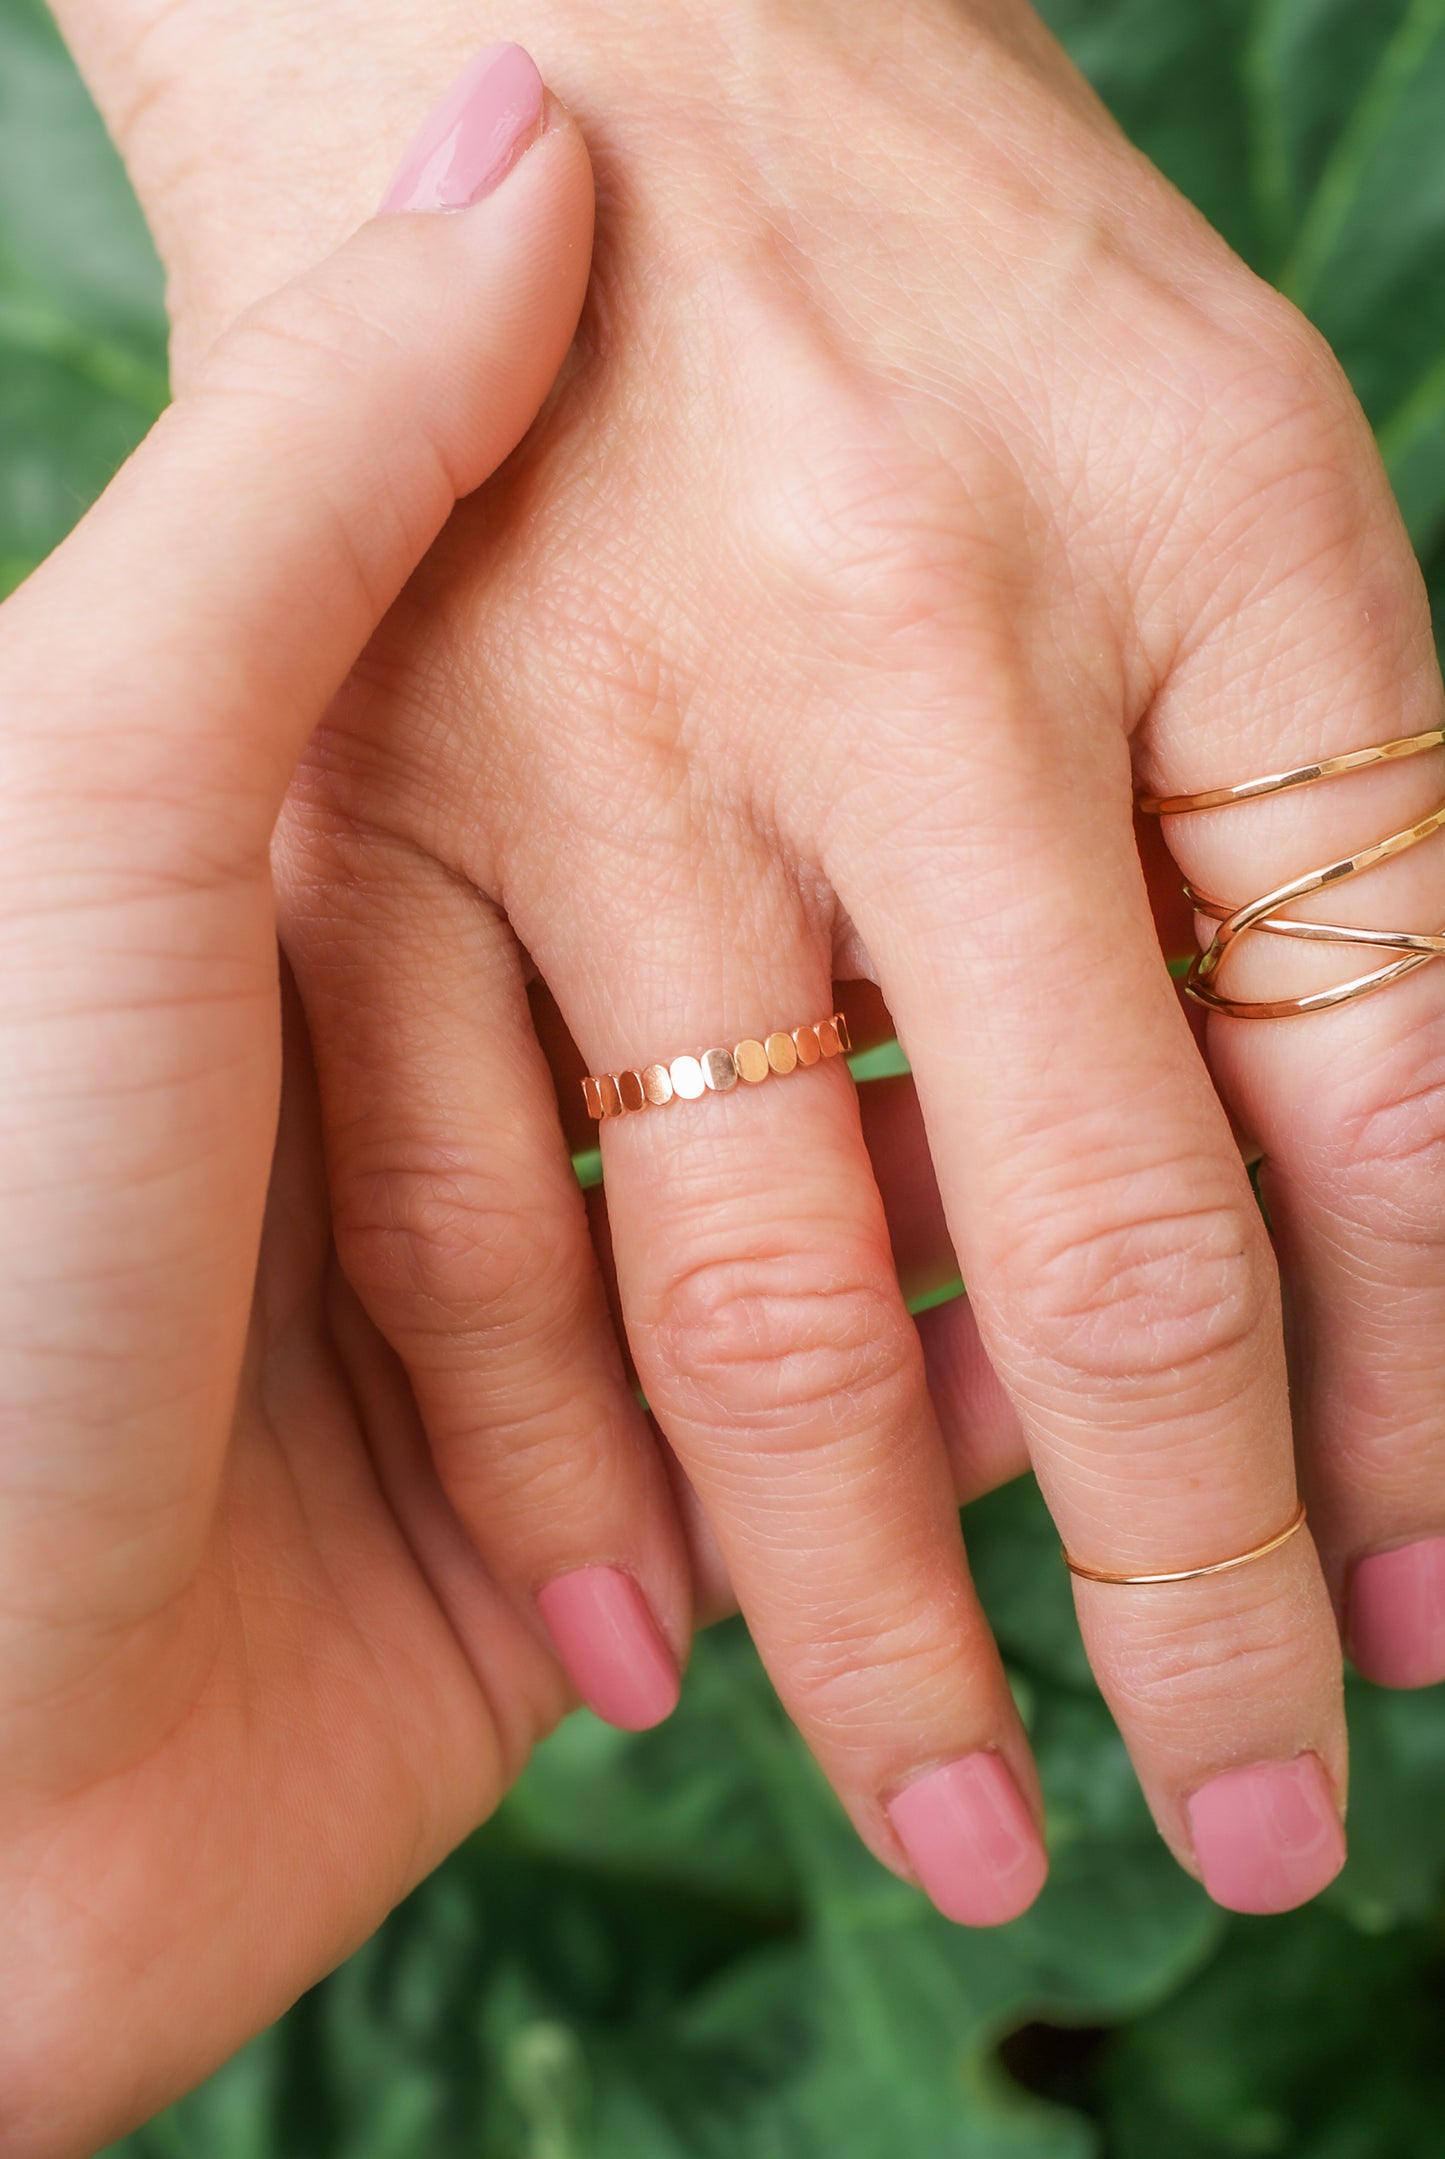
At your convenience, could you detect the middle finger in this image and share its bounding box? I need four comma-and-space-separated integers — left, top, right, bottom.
846, 682, 1348, 1915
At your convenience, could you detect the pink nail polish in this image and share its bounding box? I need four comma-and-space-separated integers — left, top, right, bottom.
887, 1753, 1048, 1927
379, 44, 546, 215
1349, 1535, 1445, 1689
1186, 1754, 1345, 1915
537, 1566, 680, 1732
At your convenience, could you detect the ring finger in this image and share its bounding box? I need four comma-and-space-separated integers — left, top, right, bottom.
541, 846, 1049, 1927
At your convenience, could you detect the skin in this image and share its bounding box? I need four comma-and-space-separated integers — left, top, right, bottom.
0, 65, 1008, 2153
0, 113, 604, 2152
7, 0, 1445, 2134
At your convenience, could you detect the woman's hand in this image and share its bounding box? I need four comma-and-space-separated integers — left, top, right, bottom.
0, 70, 603, 2152
49, 0, 1445, 1928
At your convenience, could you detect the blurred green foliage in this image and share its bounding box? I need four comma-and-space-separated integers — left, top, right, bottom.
5, 0, 1445, 2150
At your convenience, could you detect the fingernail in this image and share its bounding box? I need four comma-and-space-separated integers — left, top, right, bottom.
537, 1566, 680, 1732
1186, 1754, 1345, 1915
1349, 1535, 1445, 1689
887, 1753, 1048, 1927
380, 43, 546, 215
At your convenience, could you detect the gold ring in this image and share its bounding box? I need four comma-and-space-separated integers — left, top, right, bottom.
582, 1012, 851, 1120
1138, 725, 1445, 1017
1063, 1498, 1307, 1586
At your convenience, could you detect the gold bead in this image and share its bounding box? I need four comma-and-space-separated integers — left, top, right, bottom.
816, 1017, 841, 1058
642, 1062, 674, 1106
670, 1054, 705, 1100
734, 1038, 770, 1084
765, 1030, 797, 1075
618, 1069, 646, 1112
598, 1073, 623, 1117
833, 1011, 852, 1053
792, 1024, 822, 1067
702, 1047, 737, 1092
581, 1076, 604, 1121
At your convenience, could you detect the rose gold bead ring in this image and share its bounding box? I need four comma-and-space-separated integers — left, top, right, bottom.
582, 1013, 851, 1121
1139, 725, 1445, 1018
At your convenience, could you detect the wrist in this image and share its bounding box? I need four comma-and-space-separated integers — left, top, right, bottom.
51, 0, 1071, 368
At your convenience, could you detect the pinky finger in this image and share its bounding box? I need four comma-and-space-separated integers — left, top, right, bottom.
277, 817, 691, 1729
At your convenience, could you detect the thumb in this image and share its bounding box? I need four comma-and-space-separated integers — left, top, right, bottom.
0, 46, 590, 1701
0, 42, 593, 872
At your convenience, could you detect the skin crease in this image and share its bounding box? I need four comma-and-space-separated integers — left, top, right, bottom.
7, 0, 1445, 2134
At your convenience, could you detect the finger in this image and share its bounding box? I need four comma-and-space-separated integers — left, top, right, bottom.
855, 1071, 1029, 1493
275, 822, 687, 1731
586, 1069, 1026, 1513
916, 1295, 1030, 1502
1134, 339, 1445, 1692
858, 1072, 958, 1301
0, 55, 593, 1659
546, 863, 1049, 1930
587, 1067, 961, 1320
843, 678, 1346, 1917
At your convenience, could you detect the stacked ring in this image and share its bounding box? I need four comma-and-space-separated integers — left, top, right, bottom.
1139, 724, 1445, 1017
582, 1013, 851, 1120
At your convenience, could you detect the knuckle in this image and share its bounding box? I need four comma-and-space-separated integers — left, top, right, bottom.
209, 274, 400, 410
1153, 284, 1380, 563
736, 334, 989, 648
1184, 279, 1354, 453
337, 1154, 587, 1355
438, 1386, 619, 1514
1095, 1592, 1319, 1739
1236, 291, 1351, 420
998, 1185, 1272, 1394
198, 275, 453, 615
647, 1242, 917, 1440
782, 1610, 967, 1738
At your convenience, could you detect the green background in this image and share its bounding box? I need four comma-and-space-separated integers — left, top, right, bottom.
5, 0, 1445, 2150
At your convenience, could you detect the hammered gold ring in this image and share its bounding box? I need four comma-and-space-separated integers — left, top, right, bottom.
1139, 724, 1445, 1018
582, 1012, 851, 1120
1063, 1499, 1307, 1586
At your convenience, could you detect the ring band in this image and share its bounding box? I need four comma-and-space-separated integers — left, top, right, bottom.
582, 1012, 851, 1120
1138, 725, 1445, 1017
1063, 1498, 1307, 1586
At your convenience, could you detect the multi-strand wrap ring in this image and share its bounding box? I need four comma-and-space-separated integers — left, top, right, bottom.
582, 1012, 851, 1120
1139, 723, 1445, 1019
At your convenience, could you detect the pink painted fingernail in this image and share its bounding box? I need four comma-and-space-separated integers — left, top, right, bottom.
1186, 1754, 1345, 1915
380, 44, 546, 215
887, 1753, 1048, 1927
537, 1567, 680, 1732
1349, 1535, 1445, 1689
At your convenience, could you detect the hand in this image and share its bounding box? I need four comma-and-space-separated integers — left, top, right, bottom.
0, 76, 602, 2150
52, 0, 1445, 1930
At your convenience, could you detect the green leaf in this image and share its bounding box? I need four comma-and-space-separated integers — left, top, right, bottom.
0, 0, 166, 593
1099, 1906, 1445, 2158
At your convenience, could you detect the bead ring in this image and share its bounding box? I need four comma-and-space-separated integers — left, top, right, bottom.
583, 1012, 851, 1120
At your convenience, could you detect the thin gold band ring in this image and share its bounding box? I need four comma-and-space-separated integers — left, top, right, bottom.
1139, 725, 1445, 1017
1063, 1498, 1307, 1586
